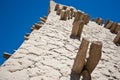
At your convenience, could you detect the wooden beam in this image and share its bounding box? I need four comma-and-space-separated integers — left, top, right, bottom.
83, 14, 90, 24
25, 33, 30, 37
56, 8, 61, 15
73, 11, 83, 25
40, 17, 46, 23
70, 8, 74, 19
103, 20, 110, 27
110, 22, 117, 33
72, 38, 89, 74
60, 10, 67, 21
81, 70, 91, 80
67, 10, 71, 20
95, 18, 103, 25
70, 20, 84, 40
62, 6, 67, 10
70, 38, 89, 80
3, 52, 12, 59
34, 23, 42, 30
85, 41, 102, 74
43, 16, 47, 20
113, 31, 120, 46
115, 24, 120, 34
24, 33, 30, 40
105, 21, 113, 29
76, 21, 85, 39
54, 4, 60, 11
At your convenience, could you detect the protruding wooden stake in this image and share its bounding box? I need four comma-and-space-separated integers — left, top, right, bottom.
81, 70, 91, 80
110, 22, 117, 33
83, 14, 90, 24
40, 17, 46, 23
34, 23, 42, 30
73, 11, 89, 25
104, 20, 109, 27
73, 11, 83, 24
70, 38, 89, 80
31, 23, 43, 31
79, 14, 84, 20
95, 18, 99, 23
67, 10, 71, 20
85, 41, 102, 74
62, 6, 67, 10
39, 21, 45, 24
54, 4, 60, 11
72, 38, 89, 73
24, 33, 30, 40
60, 10, 67, 20
105, 21, 113, 29
43, 16, 47, 20
56, 8, 61, 15
98, 18, 103, 25
25, 33, 30, 37
3, 52, 12, 59
95, 18, 103, 25
115, 24, 120, 34
77, 21, 85, 39
70, 20, 84, 40
70, 8, 74, 19
30, 25, 35, 31
24, 36, 29, 40
113, 31, 120, 46
73, 11, 77, 17
70, 71, 81, 80
70, 21, 80, 39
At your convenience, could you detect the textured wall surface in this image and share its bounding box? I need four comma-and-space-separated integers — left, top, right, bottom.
0, 1, 120, 80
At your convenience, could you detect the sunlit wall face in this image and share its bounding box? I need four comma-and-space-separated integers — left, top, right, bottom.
0, 0, 120, 65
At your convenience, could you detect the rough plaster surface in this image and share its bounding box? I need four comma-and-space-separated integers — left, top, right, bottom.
0, 1, 120, 80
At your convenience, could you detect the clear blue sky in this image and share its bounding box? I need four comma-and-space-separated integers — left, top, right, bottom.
0, 0, 120, 65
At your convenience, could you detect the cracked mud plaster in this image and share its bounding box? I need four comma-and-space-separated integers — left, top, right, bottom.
0, 1, 120, 80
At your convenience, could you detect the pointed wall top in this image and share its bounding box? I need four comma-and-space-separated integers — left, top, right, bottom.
49, 0, 56, 13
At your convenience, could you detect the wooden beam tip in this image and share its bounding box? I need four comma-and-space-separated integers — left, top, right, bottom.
92, 41, 102, 46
